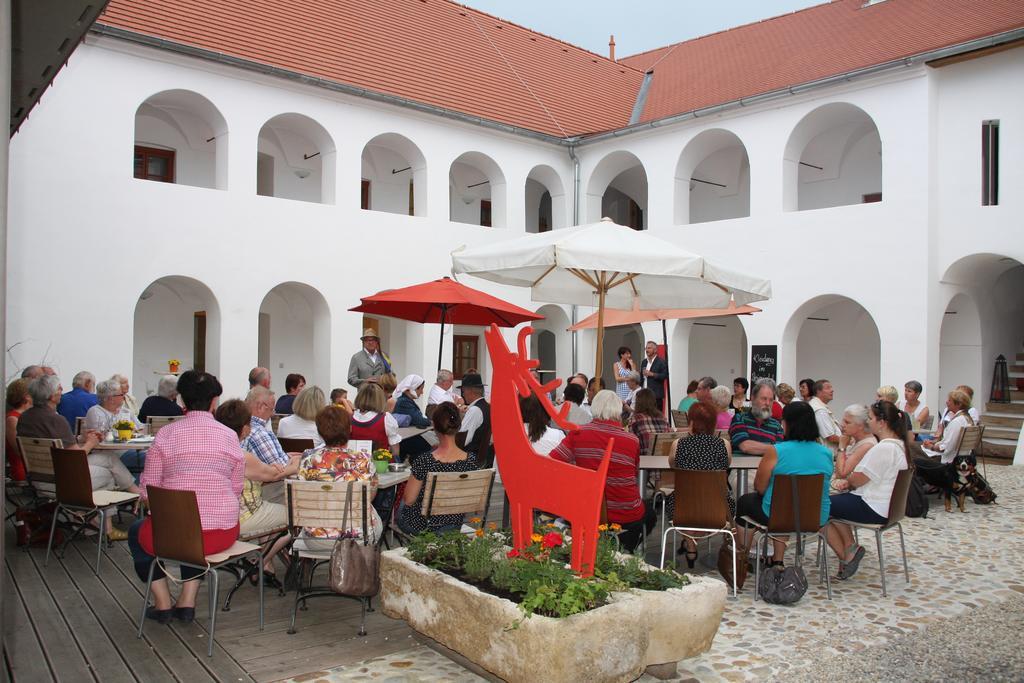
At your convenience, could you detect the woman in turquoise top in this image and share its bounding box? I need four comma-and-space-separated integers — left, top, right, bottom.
736, 401, 833, 568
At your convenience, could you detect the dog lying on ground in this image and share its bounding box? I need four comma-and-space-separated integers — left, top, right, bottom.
913, 454, 980, 512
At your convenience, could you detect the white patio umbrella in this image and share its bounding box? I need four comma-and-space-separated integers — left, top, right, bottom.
451, 218, 771, 380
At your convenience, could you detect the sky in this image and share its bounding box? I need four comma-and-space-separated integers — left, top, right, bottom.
457, 0, 825, 57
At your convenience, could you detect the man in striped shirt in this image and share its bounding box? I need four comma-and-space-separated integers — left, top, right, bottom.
730, 379, 783, 455
550, 390, 654, 551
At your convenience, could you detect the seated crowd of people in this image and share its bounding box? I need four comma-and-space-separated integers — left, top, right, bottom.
4, 330, 985, 611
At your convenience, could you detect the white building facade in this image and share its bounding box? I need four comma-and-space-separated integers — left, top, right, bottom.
7, 17, 1024, 457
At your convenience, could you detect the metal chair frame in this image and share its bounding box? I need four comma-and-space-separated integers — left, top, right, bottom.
43, 447, 139, 574
136, 486, 264, 657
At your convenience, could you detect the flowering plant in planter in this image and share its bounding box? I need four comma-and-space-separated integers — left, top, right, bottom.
372, 448, 393, 473
405, 523, 686, 619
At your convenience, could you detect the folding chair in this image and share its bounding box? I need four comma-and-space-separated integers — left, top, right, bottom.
740, 473, 832, 601
17, 436, 62, 502
670, 410, 689, 430
650, 436, 680, 539
270, 413, 285, 434
421, 469, 496, 529
146, 415, 183, 436
137, 486, 264, 656
278, 437, 315, 453
75, 416, 86, 437
954, 424, 986, 475
832, 467, 913, 597
660, 469, 737, 595
44, 447, 139, 573
220, 523, 289, 611
285, 478, 374, 636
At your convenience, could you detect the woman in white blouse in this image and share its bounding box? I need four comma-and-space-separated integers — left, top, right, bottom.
520, 393, 564, 456
277, 385, 327, 447
922, 389, 974, 463
825, 400, 910, 580
835, 404, 878, 478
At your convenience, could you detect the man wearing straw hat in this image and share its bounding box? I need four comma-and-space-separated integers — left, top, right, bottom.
347, 328, 392, 389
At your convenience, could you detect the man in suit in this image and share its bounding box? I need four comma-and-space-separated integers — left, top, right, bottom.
640, 341, 668, 412
347, 328, 392, 389
456, 373, 492, 468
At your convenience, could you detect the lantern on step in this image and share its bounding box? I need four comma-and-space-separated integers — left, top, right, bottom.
990, 354, 1009, 403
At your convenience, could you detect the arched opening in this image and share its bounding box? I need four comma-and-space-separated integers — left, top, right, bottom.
132, 276, 221, 398
602, 324, 644, 388
674, 129, 750, 225
257, 282, 331, 392
783, 295, 881, 410
256, 113, 336, 204
133, 90, 228, 189
783, 103, 882, 212
530, 305, 571, 384
525, 165, 566, 233
686, 316, 748, 390
939, 253, 1024, 415
449, 151, 506, 228
360, 133, 426, 216
586, 151, 648, 229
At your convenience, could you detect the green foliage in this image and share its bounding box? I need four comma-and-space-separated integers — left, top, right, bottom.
404, 526, 687, 620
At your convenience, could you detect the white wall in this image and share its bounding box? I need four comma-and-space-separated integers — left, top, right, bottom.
939, 292, 983, 407
690, 146, 750, 223
686, 318, 748, 390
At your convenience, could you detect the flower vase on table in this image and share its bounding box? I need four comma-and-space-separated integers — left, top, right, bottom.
168, 359, 181, 373
373, 448, 393, 474
114, 420, 135, 442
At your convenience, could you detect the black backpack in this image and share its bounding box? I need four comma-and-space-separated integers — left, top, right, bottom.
905, 473, 929, 518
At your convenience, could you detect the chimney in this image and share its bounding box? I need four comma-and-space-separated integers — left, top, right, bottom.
609, 34, 616, 62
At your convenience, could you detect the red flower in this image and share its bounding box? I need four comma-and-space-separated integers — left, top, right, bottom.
506, 549, 520, 559
541, 532, 563, 549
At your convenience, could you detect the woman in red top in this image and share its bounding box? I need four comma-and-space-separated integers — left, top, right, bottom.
550, 390, 655, 552
5, 379, 31, 481
128, 371, 245, 625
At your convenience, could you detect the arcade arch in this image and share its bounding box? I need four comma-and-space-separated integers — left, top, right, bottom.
256, 113, 336, 204
674, 129, 750, 225
133, 89, 228, 189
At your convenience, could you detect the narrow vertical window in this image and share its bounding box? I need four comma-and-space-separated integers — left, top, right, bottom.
361, 179, 371, 210
480, 199, 492, 227
982, 119, 999, 206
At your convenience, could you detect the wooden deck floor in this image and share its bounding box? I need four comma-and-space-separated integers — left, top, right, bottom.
2, 486, 509, 682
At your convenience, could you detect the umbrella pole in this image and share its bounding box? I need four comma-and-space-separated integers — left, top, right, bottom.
437, 304, 447, 373
594, 273, 607, 383
662, 318, 672, 420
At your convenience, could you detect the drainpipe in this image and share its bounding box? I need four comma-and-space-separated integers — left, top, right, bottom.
568, 141, 581, 374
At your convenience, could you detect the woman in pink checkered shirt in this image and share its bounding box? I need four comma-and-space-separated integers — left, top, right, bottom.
129, 371, 245, 625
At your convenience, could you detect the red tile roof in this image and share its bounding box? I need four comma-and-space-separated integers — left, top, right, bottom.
620, 0, 1024, 125
97, 0, 1024, 137
96, 0, 644, 138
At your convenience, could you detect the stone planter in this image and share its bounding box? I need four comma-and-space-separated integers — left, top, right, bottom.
380, 548, 726, 683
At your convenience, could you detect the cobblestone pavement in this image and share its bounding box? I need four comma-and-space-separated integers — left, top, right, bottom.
277, 466, 1023, 683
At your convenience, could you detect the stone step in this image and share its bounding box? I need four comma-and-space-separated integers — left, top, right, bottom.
980, 438, 1017, 460
1010, 371, 1024, 379
1011, 389, 1024, 401
982, 413, 1024, 428
986, 401, 1024, 414
983, 425, 1022, 440
1016, 351, 1024, 361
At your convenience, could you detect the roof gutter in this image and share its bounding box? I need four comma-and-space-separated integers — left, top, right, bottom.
90, 24, 570, 146
576, 27, 1024, 146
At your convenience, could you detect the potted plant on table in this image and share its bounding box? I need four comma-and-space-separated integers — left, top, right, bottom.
113, 419, 134, 442
168, 358, 181, 373
372, 448, 393, 474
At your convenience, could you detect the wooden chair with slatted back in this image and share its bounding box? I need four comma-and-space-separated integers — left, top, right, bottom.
284, 478, 372, 636
953, 424, 984, 457
831, 467, 913, 597
740, 473, 832, 601
423, 469, 496, 529
137, 486, 263, 656
278, 437, 316, 454
17, 436, 61, 499
659, 469, 737, 595
146, 415, 183, 436
651, 436, 680, 541
44, 447, 139, 573
671, 410, 689, 429
75, 416, 86, 437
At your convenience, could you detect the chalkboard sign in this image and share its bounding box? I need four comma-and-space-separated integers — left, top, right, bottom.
750, 345, 777, 382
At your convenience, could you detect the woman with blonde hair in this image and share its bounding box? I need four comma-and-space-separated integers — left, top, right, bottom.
277, 385, 327, 446
376, 373, 399, 413
710, 384, 733, 430
351, 382, 401, 456
836, 404, 877, 478
923, 389, 974, 463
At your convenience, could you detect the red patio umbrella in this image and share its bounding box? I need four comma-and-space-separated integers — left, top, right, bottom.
349, 277, 544, 372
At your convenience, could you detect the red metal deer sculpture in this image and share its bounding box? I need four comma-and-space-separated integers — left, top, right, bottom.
484, 324, 612, 576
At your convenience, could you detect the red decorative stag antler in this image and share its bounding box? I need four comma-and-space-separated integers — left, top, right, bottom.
485, 324, 612, 576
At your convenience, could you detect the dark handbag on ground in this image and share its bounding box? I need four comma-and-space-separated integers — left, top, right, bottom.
756, 479, 807, 604
14, 502, 63, 547
717, 532, 748, 591
328, 482, 380, 597
905, 473, 929, 518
